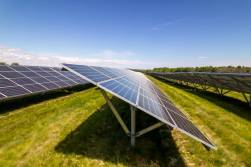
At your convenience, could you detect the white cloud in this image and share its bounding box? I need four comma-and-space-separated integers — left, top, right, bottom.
0, 46, 151, 69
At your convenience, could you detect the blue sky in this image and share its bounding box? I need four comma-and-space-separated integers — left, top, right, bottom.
0, 0, 251, 68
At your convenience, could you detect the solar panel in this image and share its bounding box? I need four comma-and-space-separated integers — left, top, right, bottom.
149, 72, 251, 94
63, 63, 215, 149
0, 65, 88, 100
53, 68, 87, 85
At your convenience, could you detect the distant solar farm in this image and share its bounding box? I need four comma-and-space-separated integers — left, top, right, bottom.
147, 71, 251, 106
0, 64, 250, 167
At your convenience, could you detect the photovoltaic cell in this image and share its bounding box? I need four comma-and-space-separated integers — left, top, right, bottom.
168, 111, 211, 144
0, 79, 16, 87
0, 66, 13, 71
0, 71, 24, 78
100, 79, 138, 103
0, 86, 30, 97
0, 65, 88, 100
63, 64, 110, 83
10, 66, 30, 71
11, 78, 35, 85
52, 69, 87, 85
31, 77, 50, 83
63, 63, 215, 149
23, 84, 47, 92
41, 82, 59, 89
20, 71, 40, 77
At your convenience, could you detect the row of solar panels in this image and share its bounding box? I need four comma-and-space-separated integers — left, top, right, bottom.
0, 65, 88, 100
147, 72, 251, 94
63, 64, 216, 149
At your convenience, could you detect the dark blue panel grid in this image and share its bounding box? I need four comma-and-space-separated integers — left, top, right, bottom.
23, 84, 47, 93
0, 66, 14, 71
0, 72, 25, 79
42, 82, 59, 89
20, 71, 40, 77
100, 79, 138, 103
91, 67, 119, 78
138, 94, 174, 125
58, 71, 88, 84
168, 110, 213, 145
11, 66, 30, 71
0, 65, 88, 100
116, 77, 139, 91
0, 86, 30, 97
11, 78, 36, 85
0, 79, 17, 87
65, 64, 110, 82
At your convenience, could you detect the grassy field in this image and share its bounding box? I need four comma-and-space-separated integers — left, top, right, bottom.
149, 77, 251, 167
0, 78, 250, 167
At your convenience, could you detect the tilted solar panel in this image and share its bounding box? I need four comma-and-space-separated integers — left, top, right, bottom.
63, 63, 216, 149
0, 65, 88, 100
149, 72, 251, 94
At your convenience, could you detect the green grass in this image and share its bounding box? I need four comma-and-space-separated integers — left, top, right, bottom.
149, 76, 251, 167
0, 78, 250, 167
0, 86, 183, 167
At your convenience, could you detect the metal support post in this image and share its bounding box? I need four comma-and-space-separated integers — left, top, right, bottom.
130, 105, 136, 146
135, 122, 164, 137
100, 89, 171, 146
242, 93, 249, 104
222, 90, 231, 95
219, 89, 225, 96
100, 90, 130, 135
214, 88, 221, 95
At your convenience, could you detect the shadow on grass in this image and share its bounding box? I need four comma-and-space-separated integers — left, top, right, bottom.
154, 77, 251, 122
55, 96, 186, 167
0, 84, 93, 115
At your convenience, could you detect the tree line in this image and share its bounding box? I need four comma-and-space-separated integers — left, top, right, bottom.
144, 66, 251, 73
0, 62, 19, 66
1, 62, 250, 73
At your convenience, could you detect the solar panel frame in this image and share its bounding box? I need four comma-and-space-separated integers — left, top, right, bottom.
0, 93, 6, 99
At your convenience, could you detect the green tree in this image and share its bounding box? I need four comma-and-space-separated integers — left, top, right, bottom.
11, 62, 20, 66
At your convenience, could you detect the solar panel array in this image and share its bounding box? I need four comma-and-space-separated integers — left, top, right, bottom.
63, 64, 215, 149
148, 72, 251, 94
0, 65, 88, 100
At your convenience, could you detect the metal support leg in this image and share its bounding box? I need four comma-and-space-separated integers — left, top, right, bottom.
130, 105, 136, 146
222, 90, 231, 95
100, 89, 169, 146
215, 88, 221, 95
100, 90, 130, 135
241, 93, 251, 107
242, 93, 249, 103
135, 122, 164, 137
219, 89, 224, 96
